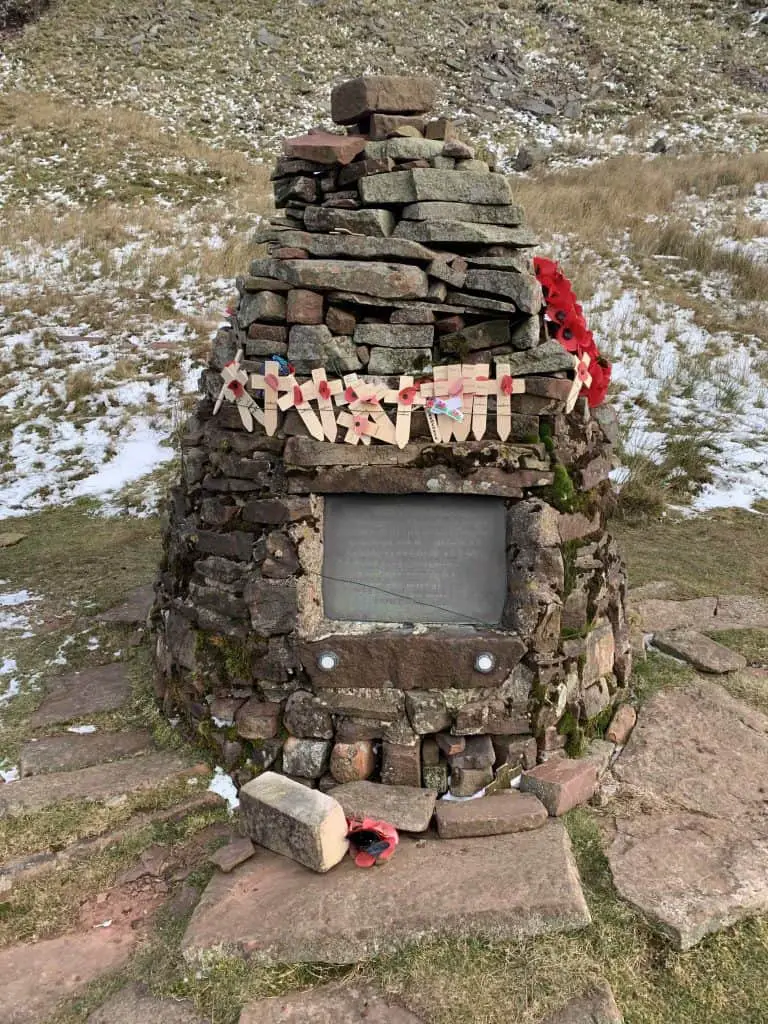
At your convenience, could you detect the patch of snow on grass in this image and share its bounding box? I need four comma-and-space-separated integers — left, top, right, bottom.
208, 766, 240, 812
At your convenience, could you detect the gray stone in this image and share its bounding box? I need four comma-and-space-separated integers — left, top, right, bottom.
183, 823, 591, 962
426, 258, 466, 288
281, 738, 331, 779
501, 341, 577, 376
368, 347, 432, 374
249, 258, 428, 300
541, 981, 622, 1024
466, 253, 534, 273
450, 765, 493, 797
87, 985, 205, 1023
582, 679, 612, 720
0, 752, 196, 818
284, 690, 334, 739
304, 205, 395, 237
20, 730, 153, 777
243, 579, 297, 635
444, 291, 519, 314
256, 229, 436, 263
422, 764, 449, 794
441, 319, 510, 353
402, 201, 524, 225
324, 334, 363, 374
631, 596, 717, 632
365, 138, 445, 161
353, 324, 434, 349
510, 314, 542, 350
405, 691, 451, 733
492, 735, 538, 770
239, 982, 425, 1023
394, 221, 538, 246
653, 629, 747, 673
435, 791, 548, 839
390, 306, 435, 324
463, 269, 543, 314
360, 169, 512, 206
332, 780, 436, 832
30, 663, 132, 728
238, 290, 286, 327
235, 699, 280, 740
96, 584, 154, 625
584, 738, 616, 777
239, 771, 348, 872
457, 159, 491, 174
287, 324, 332, 374
209, 838, 256, 873
448, 734, 495, 770
582, 619, 616, 685
331, 76, 437, 125
369, 112, 428, 137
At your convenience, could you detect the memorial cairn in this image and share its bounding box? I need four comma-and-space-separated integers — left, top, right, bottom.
152, 76, 632, 855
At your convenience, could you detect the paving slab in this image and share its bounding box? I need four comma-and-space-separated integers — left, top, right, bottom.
87, 983, 205, 1023
609, 680, 768, 948
609, 812, 768, 951
239, 981, 424, 1023
0, 928, 137, 1024
29, 662, 132, 727
435, 790, 547, 838
541, 980, 623, 1023
331, 780, 436, 832
634, 595, 768, 633
20, 729, 153, 776
653, 630, 747, 673
96, 584, 155, 625
183, 822, 590, 964
0, 751, 197, 818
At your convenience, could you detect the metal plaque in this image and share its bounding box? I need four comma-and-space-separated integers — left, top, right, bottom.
322, 495, 507, 624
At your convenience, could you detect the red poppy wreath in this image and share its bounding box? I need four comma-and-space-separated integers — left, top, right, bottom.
534, 257, 611, 408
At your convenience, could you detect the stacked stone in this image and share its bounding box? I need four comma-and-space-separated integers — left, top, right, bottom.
152, 76, 631, 800
235, 74, 546, 382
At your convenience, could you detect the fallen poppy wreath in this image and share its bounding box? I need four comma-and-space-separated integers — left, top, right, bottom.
534, 257, 611, 408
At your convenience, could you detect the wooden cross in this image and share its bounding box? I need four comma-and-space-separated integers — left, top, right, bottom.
566, 353, 592, 413
312, 368, 343, 442
276, 375, 325, 440
249, 359, 286, 436
213, 349, 264, 432
470, 363, 492, 441
494, 361, 525, 441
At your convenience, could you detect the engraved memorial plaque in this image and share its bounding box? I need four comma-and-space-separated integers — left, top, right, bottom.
322, 495, 507, 624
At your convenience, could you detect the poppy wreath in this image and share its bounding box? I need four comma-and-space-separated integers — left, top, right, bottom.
534, 257, 611, 408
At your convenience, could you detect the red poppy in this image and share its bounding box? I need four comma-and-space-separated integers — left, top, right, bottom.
293, 384, 304, 405
227, 379, 245, 399
398, 385, 418, 405
545, 280, 577, 316
264, 373, 280, 391
500, 374, 514, 396
584, 359, 611, 407
318, 380, 331, 401
554, 316, 588, 353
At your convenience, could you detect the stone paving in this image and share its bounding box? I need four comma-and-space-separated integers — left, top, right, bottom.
1, 583, 767, 1020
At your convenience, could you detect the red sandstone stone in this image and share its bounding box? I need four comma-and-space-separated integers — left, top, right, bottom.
286, 289, 324, 325
381, 742, 421, 787
283, 131, 367, 166
435, 790, 548, 839
606, 704, 637, 745
247, 323, 287, 343
520, 759, 597, 816
273, 247, 309, 259
235, 700, 281, 740
326, 306, 358, 334
435, 733, 465, 757
330, 741, 376, 783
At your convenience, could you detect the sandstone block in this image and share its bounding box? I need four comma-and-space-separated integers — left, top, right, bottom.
654, 630, 747, 674
283, 131, 366, 165
240, 981, 425, 1023
243, 579, 297, 635
422, 764, 449, 794
605, 704, 637, 745
331, 75, 437, 124
449, 765, 493, 797
326, 306, 357, 335
369, 112, 428, 138
448, 734, 495, 770
332, 780, 436, 832
435, 732, 465, 756
235, 699, 281, 740
381, 742, 421, 787
303, 205, 395, 237
282, 738, 331, 779
583, 619, 616, 685
582, 678, 612, 720
209, 837, 255, 873
360, 168, 512, 206
330, 741, 376, 783
284, 690, 334, 740
353, 323, 434, 349
286, 289, 324, 325
365, 138, 444, 161
492, 735, 538, 770
435, 790, 547, 839
454, 698, 530, 736
405, 691, 451, 733
421, 736, 440, 766
520, 759, 597, 816
541, 981, 623, 1024
240, 772, 348, 872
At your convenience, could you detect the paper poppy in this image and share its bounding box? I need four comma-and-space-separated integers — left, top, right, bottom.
227, 379, 245, 399
584, 359, 611, 407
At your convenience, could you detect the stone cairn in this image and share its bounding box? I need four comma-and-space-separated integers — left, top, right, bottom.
152, 76, 631, 805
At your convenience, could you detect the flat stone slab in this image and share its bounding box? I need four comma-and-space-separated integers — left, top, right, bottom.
96, 584, 154, 625
87, 984, 205, 1023
612, 680, 768, 821
331, 781, 436, 832
541, 981, 623, 1023
240, 981, 424, 1023
29, 662, 132, 727
0, 928, 137, 1024
654, 629, 747, 673
633, 595, 768, 633
20, 729, 153, 776
0, 751, 195, 818
609, 680, 768, 948
435, 790, 547, 838
183, 823, 590, 963
609, 812, 768, 951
